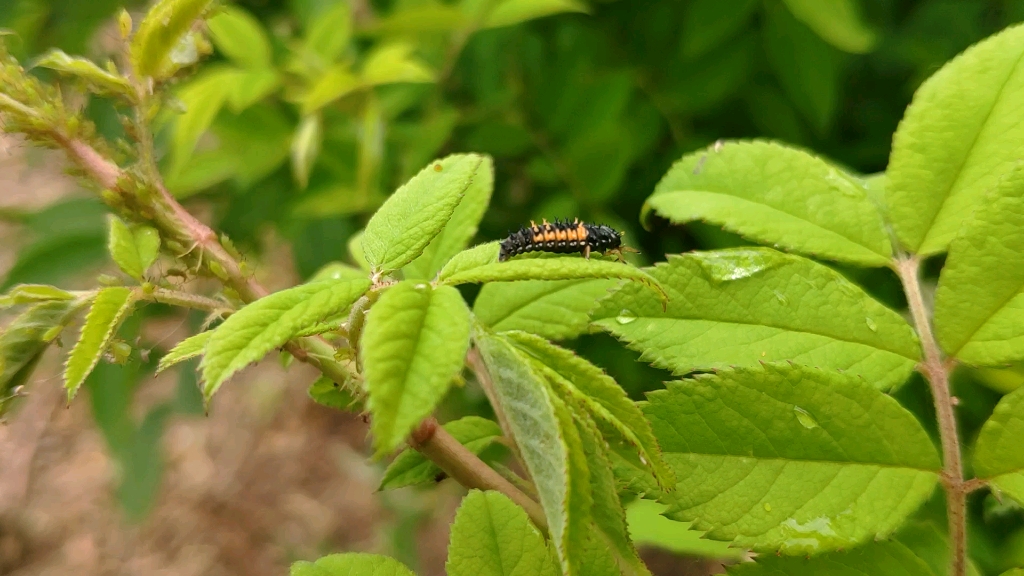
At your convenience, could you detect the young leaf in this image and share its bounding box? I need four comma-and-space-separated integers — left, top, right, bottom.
483, 0, 589, 29
680, 0, 759, 58
155, 330, 211, 374
1, 284, 75, 305
300, 65, 360, 115
404, 156, 494, 280
360, 42, 436, 86
442, 257, 666, 302
437, 241, 500, 281
781, 0, 877, 53
644, 141, 890, 266
362, 282, 471, 454
646, 364, 940, 555
380, 416, 504, 490
474, 331, 573, 572
592, 249, 919, 391
170, 67, 237, 171
886, 23, 1024, 255
107, 216, 160, 281
474, 279, 619, 340
200, 278, 370, 400
291, 114, 322, 189
64, 287, 135, 401
307, 375, 358, 411
291, 553, 415, 576
32, 49, 134, 98
506, 331, 674, 490
130, 0, 214, 79
973, 386, 1024, 506
206, 6, 271, 69
304, 2, 352, 62
934, 166, 1024, 365
362, 154, 485, 274
1, 300, 78, 404
446, 490, 559, 576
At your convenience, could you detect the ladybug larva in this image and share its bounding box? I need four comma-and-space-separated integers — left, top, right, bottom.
498, 218, 628, 262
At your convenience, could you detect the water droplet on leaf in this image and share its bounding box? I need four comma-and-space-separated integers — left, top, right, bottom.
696, 251, 772, 283
793, 406, 819, 429
865, 317, 877, 332
773, 290, 789, 305
764, 503, 772, 512
616, 309, 637, 324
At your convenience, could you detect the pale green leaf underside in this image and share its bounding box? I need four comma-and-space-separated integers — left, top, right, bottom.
474, 331, 571, 570
379, 416, 503, 490
781, 0, 877, 54
644, 140, 891, 266
201, 279, 370, 399
404, 156, 494, 280
646, 364, 939, 555
446, 490, 559, 576
973, 386, 1024, 506
934, 166, 1024, 365
362, 154, 485, 273
550, 389, 595, 576
64, 287, 135, 401
885, 23, 1024, 255
290, 553, 414, 576
363, 282, 471, 453
592, 249, 919, 391
474, 279, 620, 340
156, 330, 211, 374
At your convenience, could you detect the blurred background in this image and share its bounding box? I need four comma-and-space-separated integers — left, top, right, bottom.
2, 0, 1024, 574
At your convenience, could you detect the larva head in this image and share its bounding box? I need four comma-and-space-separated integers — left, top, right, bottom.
588, 224, 622, 251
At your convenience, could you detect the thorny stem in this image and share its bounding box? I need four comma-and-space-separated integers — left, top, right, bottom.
895, 255, 966, 576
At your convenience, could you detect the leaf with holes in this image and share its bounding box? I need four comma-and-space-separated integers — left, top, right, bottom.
644, 141, 889, 266
362, 282, 471, 454
200, 278, 370, 400
646, 363, 939, 554
934, 165, 1024, 365
446, 490, 559, 576
362, 154, 485, 274
886, 24, 1024, 255
64, 287, 135, 401
592, 248, 919, 391
474, 279, 619, 340
380, 416, 506, 490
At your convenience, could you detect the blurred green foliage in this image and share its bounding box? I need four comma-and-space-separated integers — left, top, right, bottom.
3, 0, 1024, 571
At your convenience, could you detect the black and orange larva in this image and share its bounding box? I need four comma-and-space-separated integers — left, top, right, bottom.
498, 218, 626, 262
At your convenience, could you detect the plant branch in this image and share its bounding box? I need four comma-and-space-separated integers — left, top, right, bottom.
895, 255, 966, 576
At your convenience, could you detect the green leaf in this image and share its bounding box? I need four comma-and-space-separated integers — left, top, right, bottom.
304, 2, 351, 62
781, 0, 877, 53
646, 363, 940, 554
551, 391, 595, 576
886, 24, 1024, 255
474, 331, 573, 572
483, 0, 589, 29
200, 278, 370, 400
506, 331, 674, 490
404, 157, 494, 280
1, 300, 78, 406
362, 154, 485, 274
442, 256, 666, 302
626, 500, 744, 559
474, 279, 619, 340
291, 114, 322, 189
130, 0, 214, 78
437, 241, 500, 282
107, 215, 160, 281
644, 141, 890, 266
64, 287, 135, 402
156, 330, 211, 374
170, 67, 237, 171
446, 490, 559, 576
680, 0, 759, 58
973, 386, 1024, 506
290, 553, 415, 576
307, 375, 358, 411
362, 282, 471, 454
592, 249, 919, 391
1, 284, 75, 306
225, 68, 280, 112
300, 65, 360, 115
934, 166, 1024, 365
32, 49, 134, 98
764, 6, 843, 135
207, 6, 271, 69
380, 416, 504, 490
361, 42, 435, 86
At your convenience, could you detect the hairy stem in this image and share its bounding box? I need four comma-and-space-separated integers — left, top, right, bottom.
895, 256, 966, 576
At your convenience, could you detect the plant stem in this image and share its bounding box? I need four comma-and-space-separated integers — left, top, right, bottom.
895, 255, 966, 576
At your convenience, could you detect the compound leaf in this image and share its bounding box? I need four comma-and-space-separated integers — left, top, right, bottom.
362, 282, 471, 454
886, 23, 1024, 255
593, 249, 919, 391
644, 141, 890, 266
646, 363, 940, 554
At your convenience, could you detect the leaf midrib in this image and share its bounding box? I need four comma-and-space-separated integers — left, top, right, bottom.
665, 451, 941, 473
914, 47, 1024, 253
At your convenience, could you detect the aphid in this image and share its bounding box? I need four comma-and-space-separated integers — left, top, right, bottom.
498, 218, 632, 262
